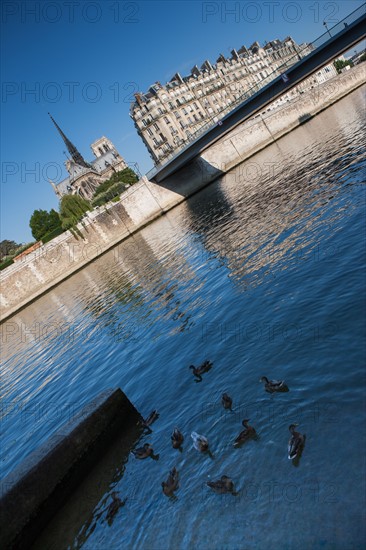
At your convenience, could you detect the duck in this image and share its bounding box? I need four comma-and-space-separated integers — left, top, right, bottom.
260, 376, 289, 393
162, 467, 179, 496
207, 475, 238, 495
132, 443, 154, 459
141, 410, 159, 428
288, 423, 305, 460
189, 360, 213, 380
106, 492, 126, 523
191, 431, 209, 452
171, 428, 184, 449
234, 419, 256, 446
221, 393, 233, 410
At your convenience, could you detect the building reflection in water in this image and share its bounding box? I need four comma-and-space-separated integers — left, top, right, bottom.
182, 96, 363, 290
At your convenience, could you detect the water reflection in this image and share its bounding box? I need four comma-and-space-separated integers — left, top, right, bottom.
182, 99, 365, 290
1, 89, 365, 549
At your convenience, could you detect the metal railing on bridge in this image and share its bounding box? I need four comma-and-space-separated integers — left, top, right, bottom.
146, 3, 365, 181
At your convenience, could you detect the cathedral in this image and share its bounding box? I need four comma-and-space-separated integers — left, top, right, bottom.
48, 114, 127, 200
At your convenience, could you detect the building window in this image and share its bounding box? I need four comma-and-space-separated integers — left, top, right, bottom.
153, 123, 159, 131
163, 116, 170, 124
147, 128, 153, 136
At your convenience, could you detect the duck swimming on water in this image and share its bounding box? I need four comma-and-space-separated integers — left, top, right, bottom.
221, 393, 233, 410
162, 467, 179, 497
141, 410, 159, 428
234, 419, 256, 446
207, 475, 238, 495
288, 424, 305, 460
106, 492, 126, 524
189, 360, 213, 381
132, 443, 157, 459
191, 431, 209, 452
171, 428, 184, 449
260, 376, 289, 393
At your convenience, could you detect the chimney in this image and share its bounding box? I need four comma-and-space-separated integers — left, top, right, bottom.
134, 93, 143, 107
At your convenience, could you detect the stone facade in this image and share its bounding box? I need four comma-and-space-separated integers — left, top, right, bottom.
49, 130, 127, 201
130, 37, 337, 164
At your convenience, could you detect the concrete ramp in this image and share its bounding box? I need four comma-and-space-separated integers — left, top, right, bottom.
0, 388, 142, 549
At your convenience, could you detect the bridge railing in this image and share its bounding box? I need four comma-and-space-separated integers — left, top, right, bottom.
146, 3, 365, 181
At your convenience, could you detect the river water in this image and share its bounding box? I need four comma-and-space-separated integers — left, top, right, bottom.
1, 87, 365, 549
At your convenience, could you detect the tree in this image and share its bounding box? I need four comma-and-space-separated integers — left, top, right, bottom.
93, 168, 138, 198
59, 195, 91, 230
333, 59, 353, 73
29, 209, 62, 241
0, 239, 21, 260
91, 182, 126, 207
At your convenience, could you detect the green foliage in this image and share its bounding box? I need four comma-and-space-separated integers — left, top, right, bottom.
93, 168, 138, 198
0, 258, 14, 271
359, 53, 366, 63
59, 195, 91, 231
29, 208, 62, 241
333, 59, 353, 73
0, 239, 21, 260
1, 242, 37, 267
115, 167, 139, 185
91, 182, 126, 207
41, 226, 65, 244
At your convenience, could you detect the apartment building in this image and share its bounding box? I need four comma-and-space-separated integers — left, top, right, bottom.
130, 37, 337, 164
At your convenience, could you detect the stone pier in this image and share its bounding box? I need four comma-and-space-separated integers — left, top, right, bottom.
0, 388, 143, 549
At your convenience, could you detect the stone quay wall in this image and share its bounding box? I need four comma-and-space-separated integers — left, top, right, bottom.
200, 63, 366, 173
0, 388, 142, 549
1, 64, 364, 321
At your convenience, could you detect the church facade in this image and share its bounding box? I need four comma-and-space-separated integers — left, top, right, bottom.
48, 114, 127, 200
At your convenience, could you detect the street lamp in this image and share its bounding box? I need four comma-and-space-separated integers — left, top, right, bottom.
323, 21, 332, 38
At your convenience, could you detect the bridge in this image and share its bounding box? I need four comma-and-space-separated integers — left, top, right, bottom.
148, 4, 365, 183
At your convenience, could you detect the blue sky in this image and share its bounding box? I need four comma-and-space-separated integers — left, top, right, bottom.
1, 0, 365, 243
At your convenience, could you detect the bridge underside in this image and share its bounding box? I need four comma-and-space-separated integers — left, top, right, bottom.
151, 12, 365, 183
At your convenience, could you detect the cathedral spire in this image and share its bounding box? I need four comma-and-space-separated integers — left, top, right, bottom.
48, 113, 92, 169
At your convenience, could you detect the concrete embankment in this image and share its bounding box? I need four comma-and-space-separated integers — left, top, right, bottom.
0, 64, 364, 321
0, 388, 143, 549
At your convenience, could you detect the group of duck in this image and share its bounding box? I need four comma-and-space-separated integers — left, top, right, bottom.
105, 362, 305, 522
